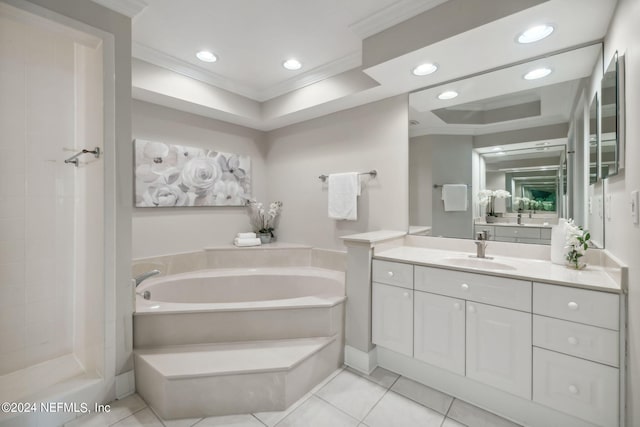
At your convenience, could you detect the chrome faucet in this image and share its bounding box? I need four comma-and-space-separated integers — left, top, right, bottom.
474, 232, 488, 259
134, 269, 160, 287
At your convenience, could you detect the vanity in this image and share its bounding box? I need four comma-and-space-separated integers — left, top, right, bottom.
474, 222, 552, 244
341, 232, 627, 427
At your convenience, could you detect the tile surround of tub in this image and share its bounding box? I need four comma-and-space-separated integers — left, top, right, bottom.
132, 245, 347, 277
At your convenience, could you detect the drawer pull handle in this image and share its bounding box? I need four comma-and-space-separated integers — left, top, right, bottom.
387, 271, 394, 277
468, 305, 476, 313
568, 385, 579, 395
568, 301, 579, 310
568, 336, 579, 345
461, 283, 470, 291
403, 292, 410, 298
453, 302, 461, 310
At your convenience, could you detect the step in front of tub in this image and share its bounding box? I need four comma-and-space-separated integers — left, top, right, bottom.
134, 336, 342, 420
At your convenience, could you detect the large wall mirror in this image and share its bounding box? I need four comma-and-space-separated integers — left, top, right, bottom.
601, 51, 622, 178
408, 43, 605, 247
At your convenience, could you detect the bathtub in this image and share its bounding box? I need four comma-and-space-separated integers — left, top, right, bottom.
133, 267, 346, 348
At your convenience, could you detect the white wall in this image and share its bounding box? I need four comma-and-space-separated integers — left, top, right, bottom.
132, 101, 268, 258
409, 136, 432, 227
265, 95, 409, 250
598, 0, 640, 424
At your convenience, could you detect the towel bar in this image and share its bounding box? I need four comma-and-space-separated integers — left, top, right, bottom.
319, 170, 377, 182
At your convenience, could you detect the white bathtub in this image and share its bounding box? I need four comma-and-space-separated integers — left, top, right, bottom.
133, 267, 346, 348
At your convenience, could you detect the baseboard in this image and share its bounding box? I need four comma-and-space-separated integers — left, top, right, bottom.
344, 345, 377, 374
115, 370, 135, 399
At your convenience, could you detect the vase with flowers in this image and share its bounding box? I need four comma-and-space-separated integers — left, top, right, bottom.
247, 200, 283, 243
565, 218, 591, 269
477, 189, 510, 222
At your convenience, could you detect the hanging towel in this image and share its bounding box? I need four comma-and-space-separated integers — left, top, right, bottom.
328, 172, 360, 220
233, 237, 261, 247
441, 184, 468, 212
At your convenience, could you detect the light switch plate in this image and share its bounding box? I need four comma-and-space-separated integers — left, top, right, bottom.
632, 190, 639, 225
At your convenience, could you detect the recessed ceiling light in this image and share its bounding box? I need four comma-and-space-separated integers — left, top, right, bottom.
412, 63, 438, 76
492, 147, 503, 151
283, 59, 302, 70
517, 24, 554, 44
409, 119, 420, 126
196, 50, 217, 63
496, 152, 506, 156
438, 90, 458, 100
524, 67, 552, 80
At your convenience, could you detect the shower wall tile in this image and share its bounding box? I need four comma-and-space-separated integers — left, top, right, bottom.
0, 239, 24, 263
0, 217, 24, 241
0, 262, 25, 284
0, 196, 25, 219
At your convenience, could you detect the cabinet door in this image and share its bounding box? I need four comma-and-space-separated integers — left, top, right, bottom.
466, 302, 531, 398
414, 291, 465, 375
372, 282, 413, 356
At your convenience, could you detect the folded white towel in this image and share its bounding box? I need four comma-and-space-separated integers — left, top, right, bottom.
493, 197, 506, 214
442, 184, 468, 212
237, 232, 256, 239
233, 237, 261, 247
328, 172, 360, 220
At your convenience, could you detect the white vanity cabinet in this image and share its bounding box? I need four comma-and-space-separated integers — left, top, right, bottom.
466, 301, 532, 399
372, 261, 414, 357
413, 291, 465, 375
370, 257, 623, 427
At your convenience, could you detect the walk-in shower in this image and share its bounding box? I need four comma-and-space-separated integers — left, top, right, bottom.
0, 2, 112, 425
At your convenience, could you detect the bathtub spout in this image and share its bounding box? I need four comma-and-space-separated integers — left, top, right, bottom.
134, 269, 160, 287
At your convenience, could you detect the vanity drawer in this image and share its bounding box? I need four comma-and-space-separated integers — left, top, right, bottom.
414, 266, 531, 312
494, 226, 540, 239
533, 315, 619, 366
540, 228, 552, 240
533, 283, 619, 330
533, 347, 618, 427
372, 260, 413, 289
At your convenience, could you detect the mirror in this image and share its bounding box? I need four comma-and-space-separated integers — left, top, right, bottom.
408, 44, 604, 246
589, 93, 599, 184
601, 52, 619, 177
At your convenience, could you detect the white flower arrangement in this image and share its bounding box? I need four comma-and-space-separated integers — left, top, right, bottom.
477, 189, 511, 216
565, 219, 591, 269
247, 200, 283, 235
513, 197, 531, 210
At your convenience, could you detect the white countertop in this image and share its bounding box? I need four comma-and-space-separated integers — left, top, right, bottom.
374, 246, 621, 293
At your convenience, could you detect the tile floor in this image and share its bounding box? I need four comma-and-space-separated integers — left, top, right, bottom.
64, 367, 522, 427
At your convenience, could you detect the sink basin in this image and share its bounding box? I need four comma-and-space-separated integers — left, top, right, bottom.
441, 257, 517, 271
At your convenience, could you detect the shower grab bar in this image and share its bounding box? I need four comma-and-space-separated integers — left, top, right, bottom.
64, 147, 101, 167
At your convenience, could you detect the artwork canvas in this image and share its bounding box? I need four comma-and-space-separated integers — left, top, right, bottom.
134, 139, 251, 207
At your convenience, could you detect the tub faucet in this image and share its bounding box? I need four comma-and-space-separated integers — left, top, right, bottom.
474, 232, 488, 259
134, 269, 160, 287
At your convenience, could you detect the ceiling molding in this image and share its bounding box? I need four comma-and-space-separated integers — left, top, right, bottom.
132, 42, 261, 100
89, 0, 148, 18
258, 52, 362, 100
133, 43, 363, 102
349, 0, 449, 39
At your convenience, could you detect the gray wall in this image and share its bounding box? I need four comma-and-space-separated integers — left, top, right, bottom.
429, 135, 474, 239
266, 95, 409, 250
409, 136, 433, 226
131, 100, 268, 258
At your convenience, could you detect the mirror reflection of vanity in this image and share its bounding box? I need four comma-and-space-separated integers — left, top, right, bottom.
408, 43, 614, 248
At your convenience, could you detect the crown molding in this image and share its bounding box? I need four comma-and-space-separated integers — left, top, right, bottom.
90, 0, 148, 18
257, 51, 362, 100
133, 42, 363, 102
349, 0, 448, 39
132, 42, 261, 100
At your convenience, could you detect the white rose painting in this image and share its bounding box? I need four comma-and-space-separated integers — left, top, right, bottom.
134, 140, 251, 207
